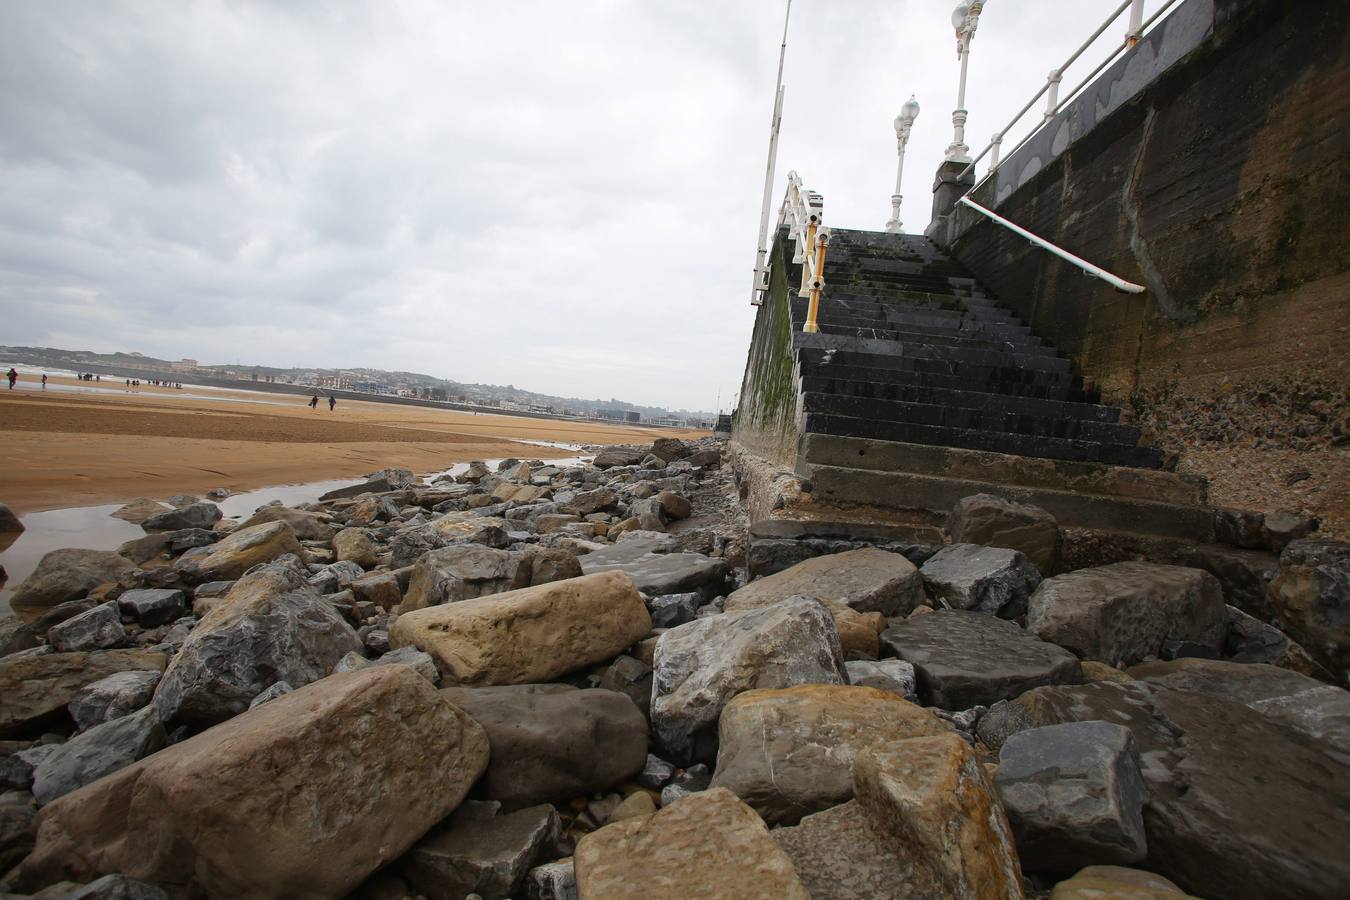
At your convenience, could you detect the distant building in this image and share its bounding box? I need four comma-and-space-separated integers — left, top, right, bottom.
172, 358, 198, 372
318, 375, 353, 391
594, 409, 627, 422
625, 411, 641, 424
650, 416, 682, 427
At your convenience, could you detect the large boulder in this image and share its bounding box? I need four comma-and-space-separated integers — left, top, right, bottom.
881, 610, 1082, 709
117, 528, 216, 565
979, 680, 1350, 899
390, 571, 651, 686
1027, 563, 1227, 666
9, 550, 136, 624
946, 493, 1059, 574
173, 521, 304, 583
400, 544, 531, 612
1180, 543, 1279, 619
724, 548, 924, 617
1050, 866, 1195, 899
1266, 539, 1349, 679
116, 589, 187, 627
0, 650, 167, 738
649, 438, 692, 463
651, 596, 846, 764
710, 685, 950, 824
140, 502, 222, 533
0, 502, 24, 551
436, 685, 647, 806
995, 721, 1148, 873
332, 527, 378, 567
920, 543, 1042, 619
574, 787, 810, 899
1127, 657, 1350, 765
16, 667, 490, 898
238, 505, 337, 542
109, 499, 169, 524
47, 602, 125, 653
153, 557, 362, 726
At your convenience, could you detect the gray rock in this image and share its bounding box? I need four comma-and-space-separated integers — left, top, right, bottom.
524, 860, 577, 900
581, 551, 728, 597
919, 543, 1042, 618
9, 550, 136, 623
1223, 604, 1328, 676
67, 873, 170, 899
153, 558, 362, 726
881, 610, 1082, 710
725, 548, 924, 618
597, 655, 652, 719
48, 602, 126, 653
68, 670, 162, 731
1027, 562, 1227, 666
628, 498, 667, 533
318, 477, 396, 502
388, 525, 446, 569
247, 681, 294, 709
118, 529, 217, 565
988, 680, 1350, 900
192, 581, 235, 599
844, 659, 918, 700
116, 589, 188, 627
647, 592, 701, 628
400, 801, 559, 900
0, 616, 39, 658
565, 488, 618, 516
651, 596, 846, 763
995, 721, 1148, 872
1181, 543, 1279, 618
436, 685, 647, 806
1127, 657, 1350, 765
140, 501, 222, 533
593, 447, 645, 469
400, 544, 531, 611
369, 646, 439, 684
772, 799, 917, 900
650, 438, 692, 463
659, 763, 711, 807
946, 493, 1059, 574
636, 753, 675, 790
32, 706, 165, 806
0, 789, 36, 874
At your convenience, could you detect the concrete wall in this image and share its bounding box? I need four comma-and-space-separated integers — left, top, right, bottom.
732, 231, 803, 468
935, 0, 1349, 412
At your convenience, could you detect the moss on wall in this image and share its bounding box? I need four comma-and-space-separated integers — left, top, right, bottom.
732, 232, 802, 468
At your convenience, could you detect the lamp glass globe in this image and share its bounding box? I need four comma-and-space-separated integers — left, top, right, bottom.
951, 3, 970, 30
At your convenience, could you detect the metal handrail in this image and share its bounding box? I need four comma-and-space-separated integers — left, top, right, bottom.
958, 196, 1145, 293
774, 172, 831, 331
959, 0, 1180, 188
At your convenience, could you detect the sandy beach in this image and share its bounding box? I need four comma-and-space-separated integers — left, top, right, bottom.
0, 375, 707, 513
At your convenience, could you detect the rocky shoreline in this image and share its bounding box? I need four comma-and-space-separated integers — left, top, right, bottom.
0, 437, 1346, 899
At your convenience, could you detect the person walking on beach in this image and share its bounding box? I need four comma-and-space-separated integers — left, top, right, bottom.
6, 368, 16, 390
308, 394, 319, 410
328, 395, 336, 412
40, 374, 47, 390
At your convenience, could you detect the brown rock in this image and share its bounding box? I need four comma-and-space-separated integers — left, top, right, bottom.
1081, 661, 1135, 683
1051, 865, 1197, 899
174, 521, 304, 582
710, 685, 950, 823
17, 667, 489, 898
573, 787, 810, 899
947, 493, 1060, 574
333, 528, 378, 568
239, 506, 337, 542
109, 499, 169, 524
853, 735, 1024, 899
351, 572, 402, 610
0, 651, 166, 738
390, 571, 651, 685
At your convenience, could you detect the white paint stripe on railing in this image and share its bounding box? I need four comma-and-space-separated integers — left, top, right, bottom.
958, 196, 1145, 293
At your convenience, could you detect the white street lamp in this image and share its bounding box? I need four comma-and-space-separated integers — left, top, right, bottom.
885, 95, 920, 233
945, 0, 985, 163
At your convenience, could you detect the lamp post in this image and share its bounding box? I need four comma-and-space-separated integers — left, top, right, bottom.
944, 1, 985, 163
885, 95, 920, 233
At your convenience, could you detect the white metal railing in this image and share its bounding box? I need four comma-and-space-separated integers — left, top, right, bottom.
959, 0, 1181, 188
751, 0, 794, 306
775, 172, 832, 330
958, 196, 1145, 293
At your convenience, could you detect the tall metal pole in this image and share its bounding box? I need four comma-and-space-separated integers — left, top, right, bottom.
750, 0, 793, 305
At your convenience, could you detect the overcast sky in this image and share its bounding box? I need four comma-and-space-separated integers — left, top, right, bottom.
0, 1, 1143, 412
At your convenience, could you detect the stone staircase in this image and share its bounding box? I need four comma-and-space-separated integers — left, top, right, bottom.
735, 227, 1214, 551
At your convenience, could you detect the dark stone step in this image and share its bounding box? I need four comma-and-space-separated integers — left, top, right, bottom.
797, 347, 1089, 398
791, 330, 1073, 376
799, 362, 1099, 404
801, 392, 1140, 445
799, 375, 1120, 423
802, 412, 1163, 469
809, 324, 1063, 367
791, 307, 1046, 353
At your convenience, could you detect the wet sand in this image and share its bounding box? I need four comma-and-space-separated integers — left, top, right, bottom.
0, 375, 707, 513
